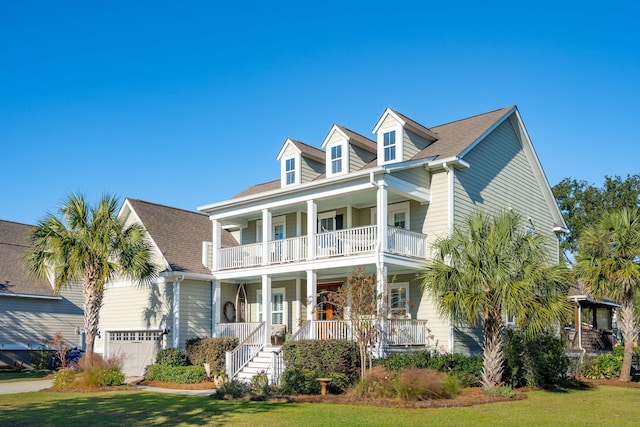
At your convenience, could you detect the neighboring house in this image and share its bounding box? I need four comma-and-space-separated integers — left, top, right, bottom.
198, 105, 567, 381
0, 220, 84, 368
565, 285, 619, 354
96, 199, 237, 376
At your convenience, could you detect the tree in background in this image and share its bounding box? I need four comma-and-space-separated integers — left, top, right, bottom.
553, 174, 640, 255
25, 194, 157, 359
422, 210, 569, 388
575, 208, 640, 382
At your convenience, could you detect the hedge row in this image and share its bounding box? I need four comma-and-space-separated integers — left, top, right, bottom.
145, 365, 207, 384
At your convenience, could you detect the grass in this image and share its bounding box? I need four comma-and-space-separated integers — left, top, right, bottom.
0, 371, 51, 383
0, 386, 638, 426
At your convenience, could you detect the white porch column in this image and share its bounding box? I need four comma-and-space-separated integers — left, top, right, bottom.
211, 219, 221, 271
295, 277, 301, 333
346, 203, 352, 228
306, 269, 317, 339
376, 180, 388, 252
261, 274, 272, 347
375, 264, 387, 358
262, 209, 272, 266
296, 211, 302, 236
306, 200, 317, 260
211, 280, 221, 337
172, 276, 184, 348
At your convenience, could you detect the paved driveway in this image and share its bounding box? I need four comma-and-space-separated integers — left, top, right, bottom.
0, 380, 53, 394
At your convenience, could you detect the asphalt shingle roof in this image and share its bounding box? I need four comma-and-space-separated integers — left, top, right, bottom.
0, 220, 55, 296
126, 199, 237, 275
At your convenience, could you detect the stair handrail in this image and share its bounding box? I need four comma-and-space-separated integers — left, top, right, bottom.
225, 321, 266, 380
287, 320, 311, 341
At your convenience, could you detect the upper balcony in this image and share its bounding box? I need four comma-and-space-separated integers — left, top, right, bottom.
212, 225, 428, 271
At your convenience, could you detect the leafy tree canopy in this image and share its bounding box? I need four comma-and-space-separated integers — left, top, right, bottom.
552, 174, 640, 254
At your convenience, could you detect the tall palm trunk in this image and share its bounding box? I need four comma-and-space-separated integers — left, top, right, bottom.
482, 311, 504, 388
619, 300, 638, 382
83, 270, 104, 360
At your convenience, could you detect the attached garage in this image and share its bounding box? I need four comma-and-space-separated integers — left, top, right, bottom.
108, 331, 162, 377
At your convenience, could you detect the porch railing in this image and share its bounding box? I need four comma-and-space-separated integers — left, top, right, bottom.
215, 225, 428, 270
387, 227, 428, 259
218, 243, 262, 270
214, 322, 262, 343
315, 225, 377, 258
383, 319, 429, 346
269, 236, 308, 264
225, 322, 265, 380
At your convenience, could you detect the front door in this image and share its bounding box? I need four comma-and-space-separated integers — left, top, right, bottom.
316, 283, 341, 321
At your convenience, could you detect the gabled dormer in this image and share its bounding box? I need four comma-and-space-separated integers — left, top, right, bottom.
372, 108, 438, 166
321, 125, 377, 177
276, 138, 325, 187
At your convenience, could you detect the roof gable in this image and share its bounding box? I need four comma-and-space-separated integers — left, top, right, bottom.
123, 199, 237, 275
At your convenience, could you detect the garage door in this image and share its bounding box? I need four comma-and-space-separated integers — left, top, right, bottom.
108, 331, 162, 377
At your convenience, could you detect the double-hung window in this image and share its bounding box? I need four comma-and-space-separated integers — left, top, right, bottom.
257, 288, 285, 325
331, 145, 342, 174
389, 283, 409, 318
285, 158, 296, 185
383, 130, 396, 162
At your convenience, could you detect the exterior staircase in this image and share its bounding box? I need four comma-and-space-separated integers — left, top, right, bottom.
236, 346, 281, 383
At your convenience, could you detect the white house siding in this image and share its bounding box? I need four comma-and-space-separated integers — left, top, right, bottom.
98, 282, 173, 351
402, 130, 431, 161
178, 280, 212, 347
301, 157, 324, 184
219, 282, 238, 324
392, 167, 430, 189
0, 286, 84, 353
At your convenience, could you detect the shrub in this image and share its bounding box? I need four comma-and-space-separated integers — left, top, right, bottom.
155, 348, 189, 367
484, 384, 516, 398
378, 349, 483, 387
280, 368, 322, 395
78, 355, 125, 387
503, 329, 569, 387
393, 368, 460, 400
350, 366, 396, 399
185, 337, 238, 372
282, 340, 360, 381
212, 379, 252, 399
53, 368, 78, 390
144, 364, 207, 383
251, 371, 270, 397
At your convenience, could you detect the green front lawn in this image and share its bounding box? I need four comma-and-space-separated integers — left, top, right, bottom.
0, 386, 638, 426
0, 370, 51, 382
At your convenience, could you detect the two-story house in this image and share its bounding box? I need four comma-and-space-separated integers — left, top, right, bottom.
197, 105, 567, 381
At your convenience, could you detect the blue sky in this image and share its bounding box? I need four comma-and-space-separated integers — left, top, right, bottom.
1, 1, 638, 225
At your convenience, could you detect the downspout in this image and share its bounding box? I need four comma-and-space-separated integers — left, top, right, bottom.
442, 162, 455, 353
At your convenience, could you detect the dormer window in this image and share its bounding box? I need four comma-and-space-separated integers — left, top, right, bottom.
331, 145, 342, 174
285, 157, 296, 185
383, 130, 396, 162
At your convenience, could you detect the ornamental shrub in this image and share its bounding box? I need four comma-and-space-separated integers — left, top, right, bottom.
280, 368, 322, 395
211, 379, 252, 399
185, 337, 238, 372
155, 348, 189, 367
503, 329, 569, 387
282, 340, 360, 382
144, 364, 207, 383
79, 355, 125, 387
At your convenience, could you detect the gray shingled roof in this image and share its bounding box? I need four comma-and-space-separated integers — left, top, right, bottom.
231, 106, 514, 199
126, 199, 237, 275
335, 125, 377, 153
412, 106, 513, 160
289, 139, 326, 164
0, 220, 55, 296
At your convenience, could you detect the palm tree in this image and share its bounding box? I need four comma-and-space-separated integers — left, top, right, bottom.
422, 210, 569, 388
25, 194, 157, 359
575, 208, 640, 382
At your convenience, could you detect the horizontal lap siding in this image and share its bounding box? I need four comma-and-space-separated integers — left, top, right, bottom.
179, 280, 212, 347
0, 288, 84, 347
301, 158, 324, 183
98, 283, 173, 350
350, 145, 375, 172
403, 130, 431, 161
220, 282, 238, 324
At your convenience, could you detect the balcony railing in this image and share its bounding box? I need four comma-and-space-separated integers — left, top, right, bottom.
289, 319, 429, 346
215, 225, 427, 270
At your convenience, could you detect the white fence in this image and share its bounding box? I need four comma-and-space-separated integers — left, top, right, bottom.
214, 322, 262, 343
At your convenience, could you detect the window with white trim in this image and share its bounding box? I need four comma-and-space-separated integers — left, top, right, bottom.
383, 130, 396, 162
389, 282, 410, 318
257, 288, 286, 325
371, 202, 410, 230
331, 145, 342, 174
285, 157, 296, 185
